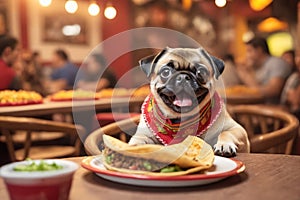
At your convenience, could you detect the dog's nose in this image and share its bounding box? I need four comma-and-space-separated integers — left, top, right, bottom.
176, 74, 191, 85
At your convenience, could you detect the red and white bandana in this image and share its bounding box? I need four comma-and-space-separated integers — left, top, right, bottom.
141, 92, 223, 145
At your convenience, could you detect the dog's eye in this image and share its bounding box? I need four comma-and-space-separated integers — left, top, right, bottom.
196, 68, 209, 84
160, 67, 172, 79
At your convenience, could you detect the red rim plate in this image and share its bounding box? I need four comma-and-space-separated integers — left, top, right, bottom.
50, 97, 100, 102
0, 100, 43, 107
81, 156, 245, 181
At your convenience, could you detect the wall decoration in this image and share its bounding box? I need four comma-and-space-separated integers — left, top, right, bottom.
42, 13, 88, 45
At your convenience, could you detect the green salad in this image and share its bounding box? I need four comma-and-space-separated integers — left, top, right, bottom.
13, 160, 63, 172
160, 165, 182, 173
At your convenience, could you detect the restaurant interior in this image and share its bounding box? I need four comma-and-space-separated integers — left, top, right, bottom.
0, 0, 299, 199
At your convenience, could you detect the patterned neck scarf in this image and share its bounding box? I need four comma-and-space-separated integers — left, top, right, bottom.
142, 92, 223, 145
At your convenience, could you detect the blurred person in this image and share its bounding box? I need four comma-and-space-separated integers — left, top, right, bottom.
281, 49, 297, 72
46, 49, 78, 94
237, 36, 291, 104
281, 50, 298, 106
76, 54, 117, 91
221, 54, 241, 87
32, 51, 44, 69
19, 50, 45, 95
281, 50, 300, 116
280, 51, 300, 155
0, 34, 21, 90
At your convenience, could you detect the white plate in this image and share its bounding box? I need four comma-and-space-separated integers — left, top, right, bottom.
81, 155, 245, 187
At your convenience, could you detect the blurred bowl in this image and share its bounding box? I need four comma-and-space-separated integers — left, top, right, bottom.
0, 159, 78, 200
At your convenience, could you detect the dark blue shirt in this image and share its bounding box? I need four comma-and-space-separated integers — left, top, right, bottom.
75, 68, 117, 89
51, 62, 78, 89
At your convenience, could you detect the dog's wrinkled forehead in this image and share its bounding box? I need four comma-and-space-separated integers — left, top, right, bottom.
154, 49, 212, 74
139, 47, 224, 79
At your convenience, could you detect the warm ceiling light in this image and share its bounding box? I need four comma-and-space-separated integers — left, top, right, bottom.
104, 4, 117, 20
39, 0, 52, 7
267, 32, 293, 56
249, 0, 273, 11
65, 0, 78, 14
88, 2, 100, 16
257, 17, 288, 32
215, 0, 227, 7
182, 0, 192, 11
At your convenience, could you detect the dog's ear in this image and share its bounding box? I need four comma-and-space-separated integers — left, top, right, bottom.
210, 55, 225, 78
199, 48, 224, 79
139, 48, 168, 78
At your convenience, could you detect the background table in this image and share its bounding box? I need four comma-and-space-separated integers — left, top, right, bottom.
0, 97, 145, 134
1, 153, 299, 200
0, 97, 145, 117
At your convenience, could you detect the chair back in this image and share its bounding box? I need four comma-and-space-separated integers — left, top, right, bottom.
228, 105, 299, 154
85, 115, 140, 155
0, 116, 85, 162
85, 105, 299, 155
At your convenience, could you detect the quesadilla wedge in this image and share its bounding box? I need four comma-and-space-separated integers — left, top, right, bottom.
102, 135, 214, 176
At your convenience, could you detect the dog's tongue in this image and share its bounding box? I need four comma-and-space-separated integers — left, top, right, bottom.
173, 93, 193, 107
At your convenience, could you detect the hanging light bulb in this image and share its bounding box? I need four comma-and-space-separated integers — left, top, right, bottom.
39, 0, 52, 7
257, 17, 288, 32
182, 0, 192, 11
215, 0, 227, 7
104, 3, 117, 20
88, 2, 100, 16
249, 0, 273, 11
65, 0, 78, 14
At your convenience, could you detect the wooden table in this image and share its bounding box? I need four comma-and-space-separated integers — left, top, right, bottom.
0, 97, 144, 133
0, 97, 145, 117
1, 153, 299, 200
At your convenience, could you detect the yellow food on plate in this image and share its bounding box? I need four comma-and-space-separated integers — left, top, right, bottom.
98, 88, 130, 98
98, 86, 150, 98
50, 90, 101, 101
0, 90, 43, 105
132, 85, 150, 98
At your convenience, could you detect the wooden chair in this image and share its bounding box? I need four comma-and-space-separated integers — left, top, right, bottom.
0, 131, 65, 144
85, 115, 140, 155
0, 116, 85, 162
95, 112, 140, 127
85, 105, 299, 155
228, 105, 299, 154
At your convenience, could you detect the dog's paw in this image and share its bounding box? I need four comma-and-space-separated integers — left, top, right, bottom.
213, 142, 237, 157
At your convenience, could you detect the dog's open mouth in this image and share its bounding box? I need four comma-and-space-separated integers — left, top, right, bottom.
158, 88, 209, 113
173, 92, 194, 107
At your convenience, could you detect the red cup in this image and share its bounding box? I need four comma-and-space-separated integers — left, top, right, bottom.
0, 159, 78, 200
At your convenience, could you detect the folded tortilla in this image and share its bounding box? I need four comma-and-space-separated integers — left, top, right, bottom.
102, 135, 214, 176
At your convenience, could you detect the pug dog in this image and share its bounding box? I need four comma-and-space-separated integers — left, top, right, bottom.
129, 47, 250, 157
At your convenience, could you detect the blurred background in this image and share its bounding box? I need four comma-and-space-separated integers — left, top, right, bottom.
0, 0, 298, 87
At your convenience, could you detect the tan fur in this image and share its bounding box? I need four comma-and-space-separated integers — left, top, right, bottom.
129, 48, 250, 156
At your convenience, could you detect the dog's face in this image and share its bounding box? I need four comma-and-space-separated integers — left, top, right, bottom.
140, 47, 224, 118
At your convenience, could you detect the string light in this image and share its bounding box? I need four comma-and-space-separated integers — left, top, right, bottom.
215, 0, 227, 7
104, 3, 117, 19
88, 2, 100, 16
65, 0, 78, 14
39, 0, 52, 7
